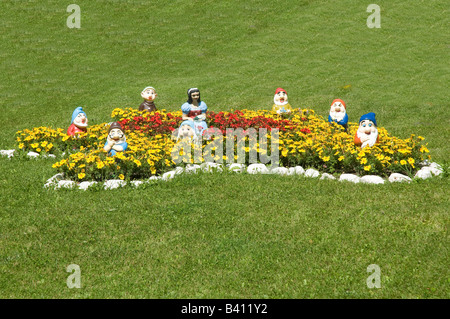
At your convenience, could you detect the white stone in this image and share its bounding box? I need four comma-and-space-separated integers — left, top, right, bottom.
201, 162, 223, 173
46, 173, 65, 184
79, 181, 98, 190
389, 173, 412, 183
339, 174, 360, 183
185, 164, 201, 174
0, 149, 15, 158
270, 167, 289, 175
42, 154, 56, 159
287, 167, 296, 175
162, 170, 177, 181
247, 163, 269, 174
360, 175, 385, 184
320, 173, 336, 180
27, 151, 40, 158
148, 175, 161, 181
228, 163, 246, 173
174, 167, 184, 175
294, 166, 305, 175
57, 180, 76, 189
130, 180, 144, 188
429, 162, 443, 176
104, 179, 126, 189
304, 168, 320, 178
415, 167, 433, 180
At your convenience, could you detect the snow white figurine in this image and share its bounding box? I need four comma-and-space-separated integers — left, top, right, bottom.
181, 88, 208, 136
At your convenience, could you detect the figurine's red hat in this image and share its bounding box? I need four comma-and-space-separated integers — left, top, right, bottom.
331, 99, 346, 109
275, 88, 287, 95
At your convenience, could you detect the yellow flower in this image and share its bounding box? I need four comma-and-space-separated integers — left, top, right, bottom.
364, 165, 371, 171
400, 160, 407, 165
419, 145, 429, 153
119, 174, 125, 180
338, 156, 344, 161
97, 161, 105, 169
322, 156, 330, 162
134, 159, 142, 167
78, 172, 86, 179
18, 143, 24, 149
360, 158, 368, 165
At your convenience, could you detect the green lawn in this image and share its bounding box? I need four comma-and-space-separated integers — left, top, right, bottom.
0, 0, 448, 298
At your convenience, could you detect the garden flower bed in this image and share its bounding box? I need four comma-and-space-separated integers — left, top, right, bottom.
12, 107, 432, 184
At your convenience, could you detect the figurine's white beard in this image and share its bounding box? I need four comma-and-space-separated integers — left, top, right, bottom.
274, 97, 288, 106
357, 129, 378, 148
329, 110, 345, 122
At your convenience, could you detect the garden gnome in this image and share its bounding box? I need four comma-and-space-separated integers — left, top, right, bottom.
354, 112, 379, 148
328, 99, 348, 131
103, 122, 128, 156
272, 88, 293, 114
139, 86, 158, 112
181, 87, 208, 136
67, 107, 88, 136
177, 120, 198, 141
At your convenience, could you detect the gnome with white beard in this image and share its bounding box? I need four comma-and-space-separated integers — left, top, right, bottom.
272, 88, 293, 114
354, 112, 379, 148
67, 107, 88, 136
103, 122, 128, 156
176, 120, 198, 141
328, 99, 348, 131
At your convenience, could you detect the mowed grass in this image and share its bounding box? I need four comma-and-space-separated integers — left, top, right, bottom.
0, 0, 448, 298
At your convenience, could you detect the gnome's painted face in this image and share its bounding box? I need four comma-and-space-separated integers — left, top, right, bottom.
141, 88, 157, 101
179, 123, 195, 138
330, 101, 346, 114
108, 128, 126, 143
73, 112, 88, 128
274, 90, 288, 105
358, 120, 377, 136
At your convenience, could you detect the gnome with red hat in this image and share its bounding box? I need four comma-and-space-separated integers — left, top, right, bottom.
354, 112, 379, 148
272, 88, 293, 114
328, 99, 348, 131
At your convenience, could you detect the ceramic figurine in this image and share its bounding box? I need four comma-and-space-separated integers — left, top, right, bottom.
272, 88, 293, 114
181, 88, 208, 136
177, 120, 198, 141
354, 112, 379, 148
67, 107, 88, 136
139, 86, 158, 112
103, 122, 128, 156
328, 99, 348, 131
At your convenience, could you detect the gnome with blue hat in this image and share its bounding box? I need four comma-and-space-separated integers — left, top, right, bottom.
354, 112, 379, 148
67, 107, 88, 136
